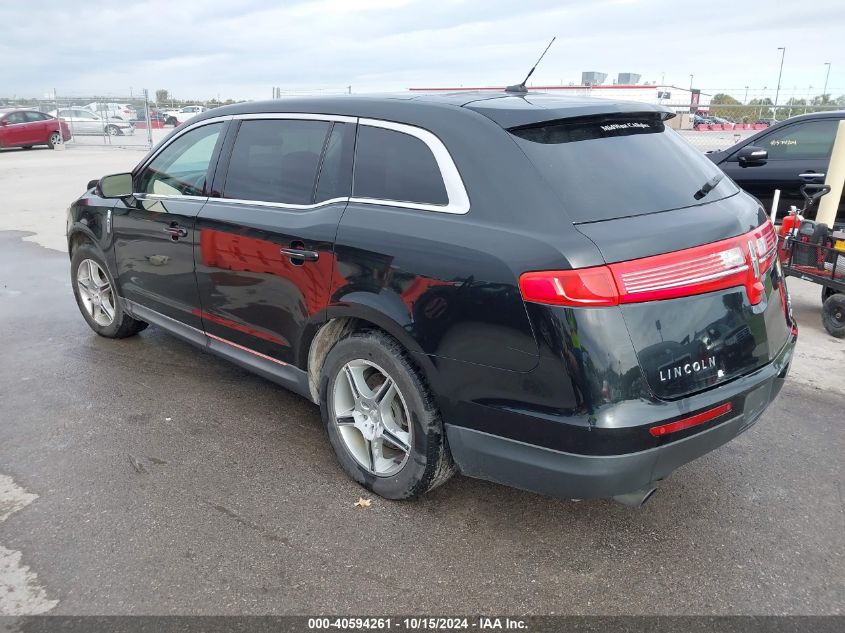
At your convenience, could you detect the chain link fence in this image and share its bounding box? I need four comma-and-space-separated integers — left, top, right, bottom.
0, 89, 213, 151
3, 86, 844, 155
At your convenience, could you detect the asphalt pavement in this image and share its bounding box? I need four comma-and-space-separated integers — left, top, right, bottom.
0, 230, 842, 615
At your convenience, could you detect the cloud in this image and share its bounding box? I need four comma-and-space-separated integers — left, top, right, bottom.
1, 0, 843, 101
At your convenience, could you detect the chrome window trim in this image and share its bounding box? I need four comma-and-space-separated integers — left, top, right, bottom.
133, 193, 209, 202
353, 118, 470, 215
139, 112, 470, 215
234, 112, 358, 124
205, 196, 350, 210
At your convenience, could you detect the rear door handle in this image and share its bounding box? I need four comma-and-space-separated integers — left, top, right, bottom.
164, 225, 188, 239
280, 247, 319, 262
799, 172, 826, 180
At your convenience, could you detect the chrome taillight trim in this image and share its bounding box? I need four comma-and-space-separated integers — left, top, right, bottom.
622, 265, 750, 294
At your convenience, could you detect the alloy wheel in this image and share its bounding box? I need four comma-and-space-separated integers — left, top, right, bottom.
332, 359, 412, 477
49, 132, 61, 146
76, 259, 116, 326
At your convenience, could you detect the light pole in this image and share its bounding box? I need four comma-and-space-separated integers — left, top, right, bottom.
823, 62, 832, 102
744, 85, 749, 103
689, 74, 694, 90
773, 47, 786, 120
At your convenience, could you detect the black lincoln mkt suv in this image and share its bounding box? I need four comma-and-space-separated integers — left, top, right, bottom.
67, 92, 797, 506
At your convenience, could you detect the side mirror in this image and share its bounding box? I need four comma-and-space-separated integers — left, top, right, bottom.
735, 145, 768, 167
97, 172, 133, 198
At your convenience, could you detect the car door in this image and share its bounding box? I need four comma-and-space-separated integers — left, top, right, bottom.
76, 109, 106, 135
61, 109, 91, 135
3, 111, 34, 145
24, 111, 51, 143
110, 120, 227, 330
194, 116, 355, 364
720, 118, 841, 218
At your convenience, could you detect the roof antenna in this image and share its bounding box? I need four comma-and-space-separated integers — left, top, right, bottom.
505, 37, 556, 94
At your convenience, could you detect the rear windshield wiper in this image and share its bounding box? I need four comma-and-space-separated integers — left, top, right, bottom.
693, 174, 724, 201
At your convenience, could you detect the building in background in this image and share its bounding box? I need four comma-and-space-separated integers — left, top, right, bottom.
581, 71, 608, 86
616, 72, 641, 85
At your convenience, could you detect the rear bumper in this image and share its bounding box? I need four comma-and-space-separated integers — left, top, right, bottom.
446, 334, 795, 500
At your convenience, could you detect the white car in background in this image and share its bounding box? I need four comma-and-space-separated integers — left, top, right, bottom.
160, 105, 207, 126
50, 108, 135, 136
83, 102, 136, 121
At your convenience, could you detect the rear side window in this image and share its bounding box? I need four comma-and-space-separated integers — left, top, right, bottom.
760, 120, 839, 160
25, 112, 49, 122
224, 119, 331, 205
353, 125, 448, 205
511, 115, 738, 223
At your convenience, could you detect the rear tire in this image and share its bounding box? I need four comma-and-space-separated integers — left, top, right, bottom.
71, 243, 147, 339
166, 117, 177, 126
319, 330, 455, 500
822, 293, 845, 338
46, 131, 62, 148
822, 286, 837, 303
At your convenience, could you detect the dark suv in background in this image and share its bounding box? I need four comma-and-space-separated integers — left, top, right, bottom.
67, 93, 796, 506
708, 110, 845, 222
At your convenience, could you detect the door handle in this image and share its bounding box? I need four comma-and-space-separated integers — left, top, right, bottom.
798, 172, 826, 180
280, 247, 319, 262
163, 225, 188, 239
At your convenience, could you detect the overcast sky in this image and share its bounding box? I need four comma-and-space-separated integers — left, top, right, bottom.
2, 0, 844, 102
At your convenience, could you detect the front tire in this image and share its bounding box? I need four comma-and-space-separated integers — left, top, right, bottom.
320, 331, 455, 500
106, 125, 120, 136
71, 243, 147, 338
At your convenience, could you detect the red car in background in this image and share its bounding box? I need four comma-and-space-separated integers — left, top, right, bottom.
0, 109, 72, 149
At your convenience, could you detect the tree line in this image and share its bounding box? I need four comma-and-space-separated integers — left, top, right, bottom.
707, 92, 845, 121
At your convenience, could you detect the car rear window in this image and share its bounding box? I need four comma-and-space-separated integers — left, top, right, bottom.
510, 115, 738, 223
353, 125, 448, 206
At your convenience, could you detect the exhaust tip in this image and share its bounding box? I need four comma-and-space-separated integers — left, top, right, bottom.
612, 485, 658, 507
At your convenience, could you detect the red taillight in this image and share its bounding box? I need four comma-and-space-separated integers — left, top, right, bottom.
519, 223, 778, 308
519, 267, 619, 307
611, 242, 749, 303
649, 403, 733, 437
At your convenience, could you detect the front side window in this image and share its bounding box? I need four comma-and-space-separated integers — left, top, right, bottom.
223, 119, 331, 205
760, 120, 839, 160
353, 125, 448, 206
137, 122, 223, 196
6, 112, 27, 124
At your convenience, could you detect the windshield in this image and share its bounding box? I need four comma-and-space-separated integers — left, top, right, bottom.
510, 114, 738, 223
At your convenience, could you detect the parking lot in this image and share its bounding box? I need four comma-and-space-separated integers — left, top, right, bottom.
0, 144, 843, 615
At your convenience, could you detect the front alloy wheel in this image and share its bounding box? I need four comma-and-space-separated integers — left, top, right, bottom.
76, 258, 115, 326
70, 242, 147, 338
332, 359, 412, 477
